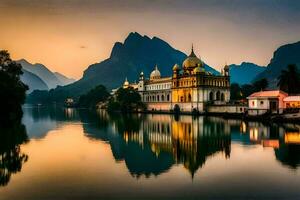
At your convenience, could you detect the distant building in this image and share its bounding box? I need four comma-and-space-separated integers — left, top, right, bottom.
247, 90, 288, 116
283, 96, 300, 109
122, 46, 231, 113
64, 98, 75, 107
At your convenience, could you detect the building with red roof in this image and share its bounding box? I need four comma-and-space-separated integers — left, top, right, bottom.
247, 90, 288, 116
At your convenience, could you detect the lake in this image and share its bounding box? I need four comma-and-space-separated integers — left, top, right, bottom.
0, 105, 300, 200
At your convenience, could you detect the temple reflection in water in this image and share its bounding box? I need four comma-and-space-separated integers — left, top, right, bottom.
90, 110, 300, 176
100, 112, 232, 177
18, 106, 300, 182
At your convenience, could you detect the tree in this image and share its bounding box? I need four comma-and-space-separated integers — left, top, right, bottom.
78, 85, 110, 108
277, 64, 300, 94
241, 84, 255, 99
230, 83, 242, 100
0, 50, 28, 124
108, 87, 145, 112
253, 78, 268, 91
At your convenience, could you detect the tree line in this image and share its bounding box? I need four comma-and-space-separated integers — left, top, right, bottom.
231, 64, 300, 100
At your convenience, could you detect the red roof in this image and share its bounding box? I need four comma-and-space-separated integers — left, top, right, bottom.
283, 96, 300, 102
247, 90, 288, 98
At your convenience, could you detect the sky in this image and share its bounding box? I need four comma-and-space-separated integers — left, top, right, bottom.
1, 0, 300, 79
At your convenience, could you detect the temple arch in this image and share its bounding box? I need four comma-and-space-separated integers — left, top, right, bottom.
209, 91, 213, 101
216, 91, 221, 101
221, 93, 225, 101
188, 93, 192, 102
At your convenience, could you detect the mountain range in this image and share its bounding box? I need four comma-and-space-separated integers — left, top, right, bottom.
26, 32, 300, 102
17, 59, 75, 92
21, 69, 49, 93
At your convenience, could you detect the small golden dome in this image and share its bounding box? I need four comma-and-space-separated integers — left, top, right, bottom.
173, 64, 180, 71
183, 46, 202, 69
193, 64, 205, 74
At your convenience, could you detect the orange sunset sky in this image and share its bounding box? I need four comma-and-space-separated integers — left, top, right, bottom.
1, 0, 300, 79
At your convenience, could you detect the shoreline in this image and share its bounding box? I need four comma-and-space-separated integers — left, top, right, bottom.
107, 109, 300, 124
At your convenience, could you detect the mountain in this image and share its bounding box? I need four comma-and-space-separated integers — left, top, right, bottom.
229, 62, 265, 85
54, 72, 76, 85
254, 41, 300, 88
21, 69, 49, 93
82, 32, 218, 87
50, 32, 219, 99
17, 59, 62, 89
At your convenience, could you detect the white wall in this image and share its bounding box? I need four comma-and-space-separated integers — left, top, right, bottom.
207, 105, 247, 114
248, 99, 270, 109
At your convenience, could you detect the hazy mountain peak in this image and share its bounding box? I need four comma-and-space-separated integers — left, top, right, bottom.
229, 62, 265, 85
54, 72, 76, 85
21, 69, 49, 93
17, 59, 75, 90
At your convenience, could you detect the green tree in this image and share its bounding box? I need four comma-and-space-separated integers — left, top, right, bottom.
277, 64, 300, 94
253, 78, 268, 91
0, 50, 28, 123
230, 83, 242, 100
241, 84, 255, 99
108, 87, 145, 112
78, 85, 110, 108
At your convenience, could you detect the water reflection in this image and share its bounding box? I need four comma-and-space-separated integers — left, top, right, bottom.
0, 122, 28, 186
244, 122, 300, 169
1, 106, 300, 199
21, 106, 300, 173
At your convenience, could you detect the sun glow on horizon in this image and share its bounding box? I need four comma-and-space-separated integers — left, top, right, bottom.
1, 0, 300, 79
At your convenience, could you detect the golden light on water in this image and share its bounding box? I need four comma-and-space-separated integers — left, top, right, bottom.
285, 132, 300, 144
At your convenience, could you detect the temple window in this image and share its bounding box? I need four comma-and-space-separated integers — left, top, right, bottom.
209, 91, 213, 101
221, 93, 225, 101
216, 91, 220, 100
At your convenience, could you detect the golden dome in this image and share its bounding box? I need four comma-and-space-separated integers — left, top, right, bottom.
173, 64, 180, 71
150, 65, 161, 80
193, 64, 205, 74
183, 46, 202, 69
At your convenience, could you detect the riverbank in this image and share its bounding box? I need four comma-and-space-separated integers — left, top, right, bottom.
106, 108, 300, 124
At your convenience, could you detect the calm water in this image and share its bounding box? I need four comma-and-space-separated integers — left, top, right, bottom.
1, 105, 300, 200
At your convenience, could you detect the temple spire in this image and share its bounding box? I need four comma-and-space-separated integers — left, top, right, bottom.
190, 43, 196, 57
